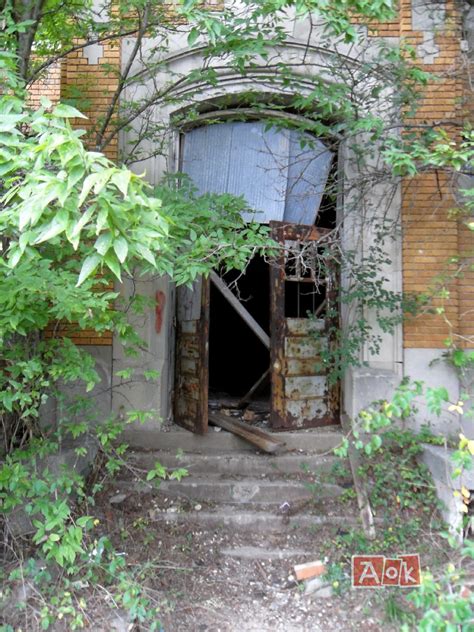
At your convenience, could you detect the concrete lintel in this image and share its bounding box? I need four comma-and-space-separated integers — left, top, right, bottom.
343, 366, 399, 419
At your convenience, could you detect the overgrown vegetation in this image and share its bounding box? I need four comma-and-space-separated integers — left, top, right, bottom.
1, 0, 473, 629
327, 379, 474, 630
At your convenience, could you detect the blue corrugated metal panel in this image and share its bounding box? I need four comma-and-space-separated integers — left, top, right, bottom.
226, 122, 288, 223
284, 132, 333, 225
181, 125, 232, 196
182, 121, 333, 225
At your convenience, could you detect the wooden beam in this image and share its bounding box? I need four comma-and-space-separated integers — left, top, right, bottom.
341, 414, 376, 540
209, 412, 286, 454
210, 271, 270, 349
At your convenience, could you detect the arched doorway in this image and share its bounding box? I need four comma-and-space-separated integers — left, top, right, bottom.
173, 120, 339, 433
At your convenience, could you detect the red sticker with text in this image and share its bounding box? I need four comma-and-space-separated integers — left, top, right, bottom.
352, 555, 421, 588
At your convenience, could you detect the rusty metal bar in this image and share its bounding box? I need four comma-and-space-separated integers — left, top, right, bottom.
238, 368, 270, 407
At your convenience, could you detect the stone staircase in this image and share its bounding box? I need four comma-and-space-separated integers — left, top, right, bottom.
117, 426, 359, 534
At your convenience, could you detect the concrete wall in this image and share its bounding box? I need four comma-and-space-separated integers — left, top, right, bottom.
404, 349, 462, 436
111, 275, 174, 432
40, 345, 113, 435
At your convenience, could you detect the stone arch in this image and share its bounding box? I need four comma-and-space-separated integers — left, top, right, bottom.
114, 37, 403, 429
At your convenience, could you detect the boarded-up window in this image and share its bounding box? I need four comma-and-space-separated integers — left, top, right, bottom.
182, 121, 333, 225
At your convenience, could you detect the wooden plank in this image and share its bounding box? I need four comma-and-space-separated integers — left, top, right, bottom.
180, 345, 199, 360
270, 221, 286, 429
176, 397, 198, 419
285, 375, 326, 399
210, 271, 270, 349
341, 414, 376, 539
181, 377, 201, 400
177, 280, 202, 320
270, 222, 330, 242
270, 221, 337, 430
209, 412, 286, 454
286, 318, 325, 336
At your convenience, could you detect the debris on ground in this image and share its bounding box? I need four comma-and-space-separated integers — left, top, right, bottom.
294, 560, 327, 581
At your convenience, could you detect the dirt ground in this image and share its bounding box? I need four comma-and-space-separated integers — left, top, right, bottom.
2, 471, 454, 631
80, 485, 439, 632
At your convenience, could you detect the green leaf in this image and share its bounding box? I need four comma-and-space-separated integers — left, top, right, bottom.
33, 212, 69, 244
371, 435, 382, 450
76, 516, 93, 528
95, 232, 112, 255
77, 254, 101, 286
111, 170, 131, 198
7, 246, 23, 268
187, 28, 200, 46
104, 251, 122, 281
0, 113, 25, 132
78, 170, 113, 205
113, 236, 128, 263
52, 103, 87, 119
135, 243, 156, 266
143, 369, 160, 380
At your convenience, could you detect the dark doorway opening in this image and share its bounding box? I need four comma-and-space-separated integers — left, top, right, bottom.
209, 255, 270, 401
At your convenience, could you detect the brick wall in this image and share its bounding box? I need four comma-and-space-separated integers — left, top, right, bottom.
60, 40, 120, 161
397, 0, 470, 348
459, 4, 474, 349
28, 62, 62, 107
33, 41, 120, 347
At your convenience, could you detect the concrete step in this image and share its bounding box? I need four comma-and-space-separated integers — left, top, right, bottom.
147, 508, 360, 533
130, 450, 344, 478
121, 477, 344, 504
220, 545, 311, 560
122, 426, 343, 454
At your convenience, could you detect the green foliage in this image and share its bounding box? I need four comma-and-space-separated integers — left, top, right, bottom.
2, 536, 165, 630
181, 0, 397, 48
333, 379, 456, 459
332, 383, 473, 630
312, 236, 421, 384
0, 94, 270, 287
0, 18, 273, 629
407, 539, 474, 632
384, 592, 418, 627
146, 460, 188, 484
359, 428, 441, 513
1, 0, 473, 629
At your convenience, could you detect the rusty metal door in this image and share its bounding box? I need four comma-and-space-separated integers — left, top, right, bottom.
173, 278, 209, 434
270, 222, 339, 429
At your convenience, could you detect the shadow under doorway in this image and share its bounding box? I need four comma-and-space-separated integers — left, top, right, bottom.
208, 255, 271, 424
